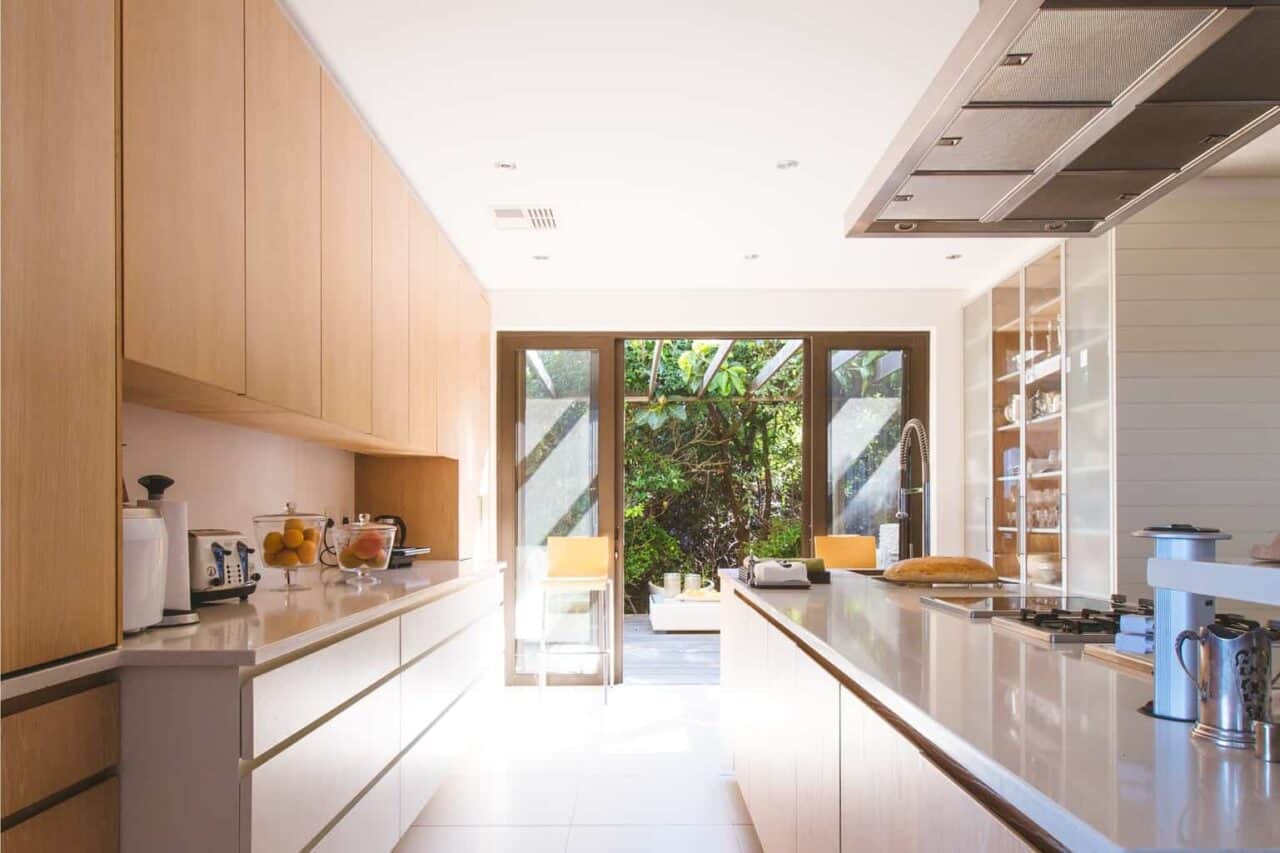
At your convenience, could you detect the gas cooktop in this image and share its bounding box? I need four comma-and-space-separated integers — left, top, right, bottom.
920, 594, 1110, 620
991, 595, 1154, 645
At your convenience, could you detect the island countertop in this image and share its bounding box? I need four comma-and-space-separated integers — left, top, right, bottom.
729, 572, 1279, 852
119, 559, 505, 668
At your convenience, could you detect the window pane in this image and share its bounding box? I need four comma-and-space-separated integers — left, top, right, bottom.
515, 349, 603, 676
827, 350, 904, 557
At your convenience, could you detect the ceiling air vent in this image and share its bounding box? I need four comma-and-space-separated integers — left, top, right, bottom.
845, 2, 1280, 238
491, 206, 558, 231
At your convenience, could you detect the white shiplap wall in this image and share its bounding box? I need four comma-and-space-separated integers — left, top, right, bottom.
1114, 178, 1280, 597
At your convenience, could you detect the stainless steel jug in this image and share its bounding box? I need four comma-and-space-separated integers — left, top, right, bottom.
1175, 623, 1272, 749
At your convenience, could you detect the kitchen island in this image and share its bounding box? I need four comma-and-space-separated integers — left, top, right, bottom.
723, 572, 1278, 852
119, 559, 504, 852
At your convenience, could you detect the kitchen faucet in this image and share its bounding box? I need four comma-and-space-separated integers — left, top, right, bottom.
895, 418, 930, 557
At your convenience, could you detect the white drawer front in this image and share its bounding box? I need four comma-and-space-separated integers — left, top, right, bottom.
400, 609, 501, 748
400, 667, 502, 833
249, 675, 400, 853
400, 574, 503, 663
245, 617, 400, 758
313, 763, 400, 853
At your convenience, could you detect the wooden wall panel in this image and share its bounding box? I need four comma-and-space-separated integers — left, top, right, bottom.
435, 240, 461, 459
245, 0, 322, 416
122, 0, 246, 393
2, 0, 119, 673
355, 456, 460, 559
0, 777, 119, 853
1114, 184, 1280, 596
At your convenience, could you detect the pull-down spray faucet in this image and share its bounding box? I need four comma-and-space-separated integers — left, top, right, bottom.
895, 418, 930, 558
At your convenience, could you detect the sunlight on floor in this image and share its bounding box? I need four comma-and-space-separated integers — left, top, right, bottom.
396, 685, 759, 853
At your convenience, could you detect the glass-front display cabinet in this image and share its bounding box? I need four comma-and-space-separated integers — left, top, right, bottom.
986, 248, 1065, 588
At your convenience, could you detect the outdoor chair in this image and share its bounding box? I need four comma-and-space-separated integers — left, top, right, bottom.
813, 534, 877, 569
540, 535, 614, 702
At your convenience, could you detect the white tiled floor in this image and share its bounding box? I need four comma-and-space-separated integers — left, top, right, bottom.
396, 685, 760, 853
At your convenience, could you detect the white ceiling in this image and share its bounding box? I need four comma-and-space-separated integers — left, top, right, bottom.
282, 0, 1061, 291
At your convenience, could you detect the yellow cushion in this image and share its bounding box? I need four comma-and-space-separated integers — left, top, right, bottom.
546, 536, 611, 579
813, 535, 876, 569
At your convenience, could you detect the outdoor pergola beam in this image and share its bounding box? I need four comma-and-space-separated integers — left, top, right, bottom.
526, 351, 555, 396
624, 395, 801, 403
647, 339, 665, 400
749, 339, 803, 394
695, 340, 733, 398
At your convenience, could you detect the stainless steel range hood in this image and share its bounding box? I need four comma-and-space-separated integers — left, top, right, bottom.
845, 1, 1280, 238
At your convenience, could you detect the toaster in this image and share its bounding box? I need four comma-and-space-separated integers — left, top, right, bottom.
188, 529, 260, 604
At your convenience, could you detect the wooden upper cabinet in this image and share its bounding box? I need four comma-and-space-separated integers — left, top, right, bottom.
457, 271, 491, 559
321, 74, 373, 434
245, 0, 322, 417
123, 0, 246, 393
371, 147, 411, 444
408, 202, 440, 453
2, 0, 119, 673
435, 239, 462, 459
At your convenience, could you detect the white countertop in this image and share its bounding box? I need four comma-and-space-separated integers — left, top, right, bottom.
731, 573, 1279, 852
118, 559, 505, 668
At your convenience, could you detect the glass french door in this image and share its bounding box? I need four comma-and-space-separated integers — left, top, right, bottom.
810, 333, 929, 562
497, 336, 618, 685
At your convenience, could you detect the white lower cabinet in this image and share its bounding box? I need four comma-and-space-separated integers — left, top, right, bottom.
249, 675, 401, 852
728, 589, 1032, 853
314, 764, 401, 853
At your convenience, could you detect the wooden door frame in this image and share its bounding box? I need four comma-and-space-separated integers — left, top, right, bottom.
807, 332, 931, 559
497, 333, 619, 686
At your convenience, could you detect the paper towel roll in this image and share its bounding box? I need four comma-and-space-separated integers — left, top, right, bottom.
138, 496, 190, 611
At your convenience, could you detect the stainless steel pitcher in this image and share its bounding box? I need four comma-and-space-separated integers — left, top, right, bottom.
1175, 622, 1273, 749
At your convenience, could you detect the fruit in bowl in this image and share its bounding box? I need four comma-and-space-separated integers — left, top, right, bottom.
334, 514, 396, 585
252, 503, 328, 591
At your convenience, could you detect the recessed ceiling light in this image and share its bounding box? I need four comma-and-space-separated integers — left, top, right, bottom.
1044, 221, 1067, 233
1001, 52, 1032, 67
893, 222, 918, 232
743, 253, 760, 261
533, 254, 550, 261
945, 253, 963, 260
936, 136, 962, 147
892, 193, 914, 203
494, 161, 518, 170
775, 159, 799, 170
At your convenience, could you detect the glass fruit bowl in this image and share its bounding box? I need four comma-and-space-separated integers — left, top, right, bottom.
334, 514, 396, 585
253, 502, 327, 591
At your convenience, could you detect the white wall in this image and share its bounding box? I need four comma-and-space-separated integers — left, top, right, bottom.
123, 404, 355, 541
488, 288, 968, 555
1114, 177, 1280, 597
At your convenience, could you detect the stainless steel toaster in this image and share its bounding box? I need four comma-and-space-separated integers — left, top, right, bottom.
188, 529, 260, 604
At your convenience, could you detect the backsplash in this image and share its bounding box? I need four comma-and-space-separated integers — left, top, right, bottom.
122, 403, 354, 538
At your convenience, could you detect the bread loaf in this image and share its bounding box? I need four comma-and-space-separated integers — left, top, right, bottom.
883, 556, 997, 583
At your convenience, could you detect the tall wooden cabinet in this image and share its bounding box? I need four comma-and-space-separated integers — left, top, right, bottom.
435, 241, 462, 459
123, 0, 246, 393
320, 74, 374, 434
408, 204, 441, 454
2, 0, 119, 674
371, 147, 411, 445
245, 0, 322, 417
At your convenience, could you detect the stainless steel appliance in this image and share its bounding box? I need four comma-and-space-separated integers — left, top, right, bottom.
188, 529, 260, 604
991, 595, 1154, 645
1135, 523, 1230, 721
921, 594, 1109, 619
1176, 618, 1276, 749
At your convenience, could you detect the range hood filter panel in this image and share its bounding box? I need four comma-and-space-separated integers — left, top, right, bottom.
1009, 170, 1174, 221
881, 174, 1028, 221
971, 8, 1213, 104
919, 106, 1103, 172
1068, 103, 1271, 171
1151, 8, 1280, 103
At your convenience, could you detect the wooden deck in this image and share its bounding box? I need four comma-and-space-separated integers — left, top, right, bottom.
621, 614, 720, 685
